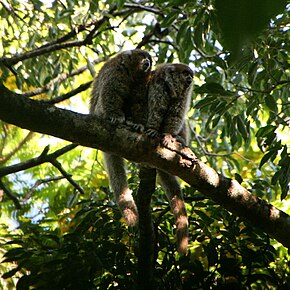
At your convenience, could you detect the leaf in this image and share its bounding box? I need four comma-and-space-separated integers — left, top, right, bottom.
213, 56, 227, 70
265, 95, 278, 113
230, 130, 238, 147
194, 96, 217, 109
2, 267, 21, 279
248, 61, 258, 86
212, 115, 221, 128
161, 10, 179, 28
236, 115, 249, 140
214, 0, 288, 54
256, 125, 276, 138
194, 209, 213, 225
203, 241, 218, 267
234, 173, 243, 184
176, 21, 189, 44
179, 27, 194, 62
193, 22, 204, 50
259, 150, 277, 168
195, 82, 227, 95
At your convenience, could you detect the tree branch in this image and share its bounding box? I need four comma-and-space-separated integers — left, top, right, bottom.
1, 83, 290, 248
136, 167, 157, 289
0, 179, 21, 209
42, 81, 92, 105
0, 143, 78, 177
0, 131, 34, 164
23, 55, 109, 98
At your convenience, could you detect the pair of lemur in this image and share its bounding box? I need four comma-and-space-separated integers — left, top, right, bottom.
89, 49, 193, 253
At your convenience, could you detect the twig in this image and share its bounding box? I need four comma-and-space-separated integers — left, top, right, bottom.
22, 56, 110, 98
0, 143, 84, 198
0, 179, 21, 209
0, 4, 151, 69
42, 81, 92, 104
0, 13, 112, 67
0, 131, 34, 164
0, 144, 78, 177
50, 159, 85, 195
191, 126, 255, 164
22, 176, 65, 202
124, 3, 164, 16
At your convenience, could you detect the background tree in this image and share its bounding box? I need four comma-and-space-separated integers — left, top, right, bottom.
0, 0, 289, 289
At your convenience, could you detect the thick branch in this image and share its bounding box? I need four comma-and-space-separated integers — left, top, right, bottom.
1, 84, 290, 248
136, 167, 156, 289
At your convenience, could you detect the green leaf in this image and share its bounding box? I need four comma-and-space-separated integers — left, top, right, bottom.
214, 0, 288, 54
212, 115, 221, 128
176, 21, 189, 44
194, 96, 217, 109
195, 82, 232, 96
259, 150, 277, 168
2, 267, 21, 279
236, 115, 249, 140
256, 125, 276, 138
161, 10, 179, 28
265, 95, 278, 113
248, 61, 258, 86
203, 241, 218, 266
234, 173, 243, 183
193, 22, 204, 50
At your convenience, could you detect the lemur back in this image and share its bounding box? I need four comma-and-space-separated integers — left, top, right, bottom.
146, 63, 193, 140
146, 63, 193, 253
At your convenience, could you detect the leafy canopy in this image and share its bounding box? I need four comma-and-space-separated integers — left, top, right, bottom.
0, 0, 289, 289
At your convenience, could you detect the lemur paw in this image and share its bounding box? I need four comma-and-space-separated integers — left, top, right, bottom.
161, 134, 186, 147
109, 115, 125, 125
146, 128, 160, 138
126, 120, 144, 133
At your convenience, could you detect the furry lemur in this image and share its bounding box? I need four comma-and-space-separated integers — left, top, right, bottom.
90, 51, 193, 253
146, 63, 193, 253
90, 49, 152, 226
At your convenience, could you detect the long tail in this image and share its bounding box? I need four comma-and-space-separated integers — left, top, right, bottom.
103, 152, 139, 226
158, 170, 188, 254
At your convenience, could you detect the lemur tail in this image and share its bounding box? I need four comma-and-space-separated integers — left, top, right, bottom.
103, 152, 139, 226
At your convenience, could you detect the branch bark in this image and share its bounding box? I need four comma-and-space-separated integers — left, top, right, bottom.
136, 167, 156, 289
1, 83, 290, 248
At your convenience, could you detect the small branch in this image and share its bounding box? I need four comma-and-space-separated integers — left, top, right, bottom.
0, 143, 83, 206
50, 159, 85, 195
23, 56, 109, 98
0, 144, 78, 177
22, 176, 65, 202
0, 131, 34, 164
137, 22, 170, 49
233, 80, 290, 95
191, 126, 255, 164
42, 81, 92, 105
0, 179, 21, 209
0, 13, 112, 67
124, 3, 164, 16
0, 5, 149, 69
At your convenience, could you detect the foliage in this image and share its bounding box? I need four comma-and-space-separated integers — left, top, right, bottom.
0, 0, 289, 288
2, 195, 290, 289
